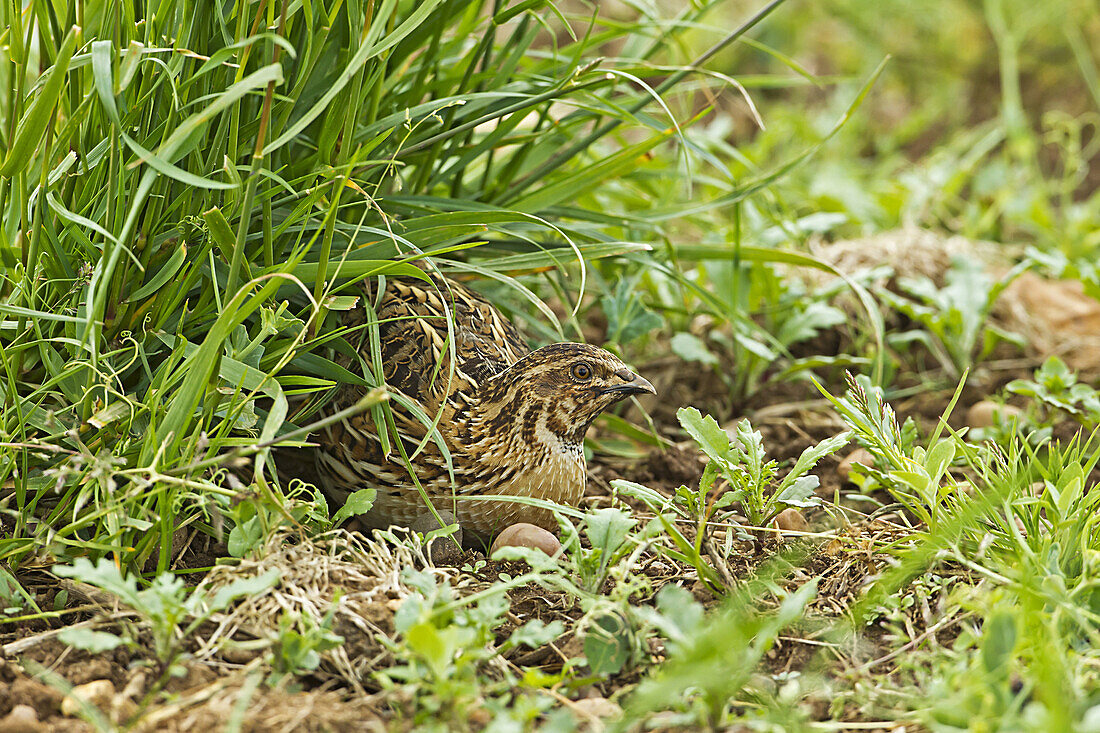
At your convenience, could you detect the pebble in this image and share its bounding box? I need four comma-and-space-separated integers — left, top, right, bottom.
0, 704, 43, 733
837, 448, 874, 481
773, 508, 808, 534
491, 523, 562, 557
61, 679, 115, 717
572, 696, 622, 720
966, 401, 1023, 429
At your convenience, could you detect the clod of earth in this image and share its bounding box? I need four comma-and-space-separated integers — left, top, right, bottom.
0, 704, 41, 733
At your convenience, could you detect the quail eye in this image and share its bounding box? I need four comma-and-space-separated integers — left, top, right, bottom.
571, 362, 593, 381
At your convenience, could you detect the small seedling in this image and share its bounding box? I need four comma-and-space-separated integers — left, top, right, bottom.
614, 406, 847, 591
54, 558, 279, 689
268, 607, 344, 684
678, 406, 847, 545
818, 373, 965, 530
561, 507, 638, 595
1006, 356, 1100, 428
878, 256, 1030, 377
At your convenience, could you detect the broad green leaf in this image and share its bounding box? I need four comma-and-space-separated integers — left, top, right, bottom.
405, 622, 447, 670
584, 507, 635, 558
332, 489, 378, 525
772, 475, 820, 507
652, 584, 705, 649
58, 628, 126, 654
228, 515, 263, 558
980, 611, 1016, 677
53, 558, 141, 609
670, 332, 718, 366
583, 613, 629, 676
677, 406, 731, 466
924, 439, 956, 485
208, 569, 281, 611
509, 619, 565, 649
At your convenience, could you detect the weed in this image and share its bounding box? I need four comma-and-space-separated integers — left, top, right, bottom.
54, 558, 278, 700
613, 406, 846, 594
878, 257, 1030, 377
1006, 356, 1100, 429
381, 567, 560, 730
268, 608, 344, 685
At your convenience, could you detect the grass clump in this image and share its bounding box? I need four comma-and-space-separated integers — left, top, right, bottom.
0, 0, 788, 573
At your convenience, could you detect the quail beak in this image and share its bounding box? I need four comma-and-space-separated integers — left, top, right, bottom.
602, 370, 656, 398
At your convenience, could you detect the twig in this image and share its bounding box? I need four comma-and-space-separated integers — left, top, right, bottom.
3, 611, 138, 655
853, 611, 971, 673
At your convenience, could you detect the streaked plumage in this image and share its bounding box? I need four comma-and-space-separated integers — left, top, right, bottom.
316, 266, 655, 538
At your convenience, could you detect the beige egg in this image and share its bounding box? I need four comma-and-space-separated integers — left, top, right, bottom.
490, 523, 562, 557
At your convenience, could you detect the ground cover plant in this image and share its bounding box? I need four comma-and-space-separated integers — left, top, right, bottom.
1, 0, 1100, 730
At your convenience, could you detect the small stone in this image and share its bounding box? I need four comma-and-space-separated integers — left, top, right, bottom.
966, 401, 1023, 429
111, 697, 137, 725
0, 704, 43, 733
837, 448, 874, 481
61, 679, 115, 717
749, 672, 778, 696
572, 696, 622, 720
773, 508, 808, 534
490, 523, 561, 557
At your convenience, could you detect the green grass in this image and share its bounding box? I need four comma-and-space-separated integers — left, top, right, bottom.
3, 0, 1100, 730
0, 0, 804, 572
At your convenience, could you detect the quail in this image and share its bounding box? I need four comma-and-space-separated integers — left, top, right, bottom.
316, 264, 655, 538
